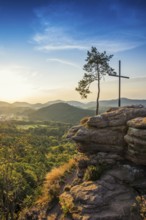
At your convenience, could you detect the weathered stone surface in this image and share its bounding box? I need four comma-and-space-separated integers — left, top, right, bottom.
60, 166, 142, 220
60, 106, 146, 219
69, 125, 127, 154
67, 106, 146, 155
88, 105, 146, 128
76, 153, 124, 179
76, 142, 124, 154
125, 138, 146, 165
126, 127, 146, 140
67, 125, 83, 138
125, 117, 146, 165
72, 126, 126, 144
127, 117, 146, 128
125, 135, 146, 147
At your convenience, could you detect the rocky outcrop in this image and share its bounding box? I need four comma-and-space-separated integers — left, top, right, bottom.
87, 105, 145, 128
59, 106, 146, 220
67, 105, 146, 155
125, 117, 146, 165
60, 167, 142, 220
70, 125, 127, 154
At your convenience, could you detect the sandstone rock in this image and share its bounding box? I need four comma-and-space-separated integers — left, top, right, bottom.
125, 117, 146, 165
125, 135, 146, 165
76, 153, 124, 180
69, 126, 127, 154
62, 106, 146, 219
72, 126, 126, 144
89, 152, 124, 165
60, 168, 141, 220
67, 125, 83, 138
88, 106, 146, 128
67, 106, 146, 155
127, 117, 146, 128
126, 127, 146, 140
125, 135, 146, 147
76, 142, 124, 154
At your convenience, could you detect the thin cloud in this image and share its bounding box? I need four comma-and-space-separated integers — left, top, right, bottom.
46, 58, 81, 68
32, 25, 142, 53
36, 44, 87, 51
34, 39, 142, 53
32, 1, 145, 53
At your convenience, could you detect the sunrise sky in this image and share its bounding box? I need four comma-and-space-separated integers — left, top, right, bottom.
0, 0, 146, 103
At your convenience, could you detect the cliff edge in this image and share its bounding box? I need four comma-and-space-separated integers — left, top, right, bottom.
22, 105, 146, 220
59, 105, 146, 220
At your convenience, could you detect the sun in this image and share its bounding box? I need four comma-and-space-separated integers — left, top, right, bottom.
0, 66, 35, 102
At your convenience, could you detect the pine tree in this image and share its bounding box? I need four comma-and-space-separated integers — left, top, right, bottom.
76, 47, 116, 114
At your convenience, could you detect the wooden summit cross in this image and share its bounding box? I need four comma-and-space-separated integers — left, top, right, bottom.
109, 60, 129, 107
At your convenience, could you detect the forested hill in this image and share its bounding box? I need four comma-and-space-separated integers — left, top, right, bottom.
29, 103, 94, 124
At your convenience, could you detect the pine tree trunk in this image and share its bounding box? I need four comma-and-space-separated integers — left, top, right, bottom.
96, 73, 100, 115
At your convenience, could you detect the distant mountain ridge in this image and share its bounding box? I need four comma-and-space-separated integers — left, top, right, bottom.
99, 98, 146, 107
0, 98, 146, 110
0, 98, 146, 122
29, 103, 94, 124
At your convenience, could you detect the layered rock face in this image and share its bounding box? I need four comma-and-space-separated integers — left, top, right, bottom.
60, 106, 146, 220
67, 105, 146, 156
125, 117, 146, 165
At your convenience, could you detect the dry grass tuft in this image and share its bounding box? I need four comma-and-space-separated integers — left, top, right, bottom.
80, 116, 90, 126
36, 158, 76, 207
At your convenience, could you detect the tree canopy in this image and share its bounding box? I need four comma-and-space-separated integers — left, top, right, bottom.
0, 121, 76, 219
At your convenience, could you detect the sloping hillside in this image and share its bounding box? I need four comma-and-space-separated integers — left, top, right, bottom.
29, 103, 94, 124
0, 101, 11, 107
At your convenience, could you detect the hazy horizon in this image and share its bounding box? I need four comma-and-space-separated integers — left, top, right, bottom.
0, 0, 146, 103
1, 96, 146, 105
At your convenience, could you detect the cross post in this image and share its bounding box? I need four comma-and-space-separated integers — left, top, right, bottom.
109, 60, 129, 107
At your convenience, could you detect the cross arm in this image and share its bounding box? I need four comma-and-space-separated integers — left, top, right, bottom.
109, 73, 130, 79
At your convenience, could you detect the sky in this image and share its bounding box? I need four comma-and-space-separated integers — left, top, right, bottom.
0, 0, 146, 103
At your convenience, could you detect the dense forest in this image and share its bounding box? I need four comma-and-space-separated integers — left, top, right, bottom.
0, 120, 76, 220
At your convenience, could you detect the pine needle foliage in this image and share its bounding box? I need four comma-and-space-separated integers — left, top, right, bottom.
76, 46, 116, 114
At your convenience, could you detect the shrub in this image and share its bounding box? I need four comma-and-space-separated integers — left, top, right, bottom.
59, 194, 74, 215
136, 196, 146, 219
83, 165, 105, 181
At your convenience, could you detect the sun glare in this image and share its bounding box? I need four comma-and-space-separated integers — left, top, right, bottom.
0, 66, 34, 102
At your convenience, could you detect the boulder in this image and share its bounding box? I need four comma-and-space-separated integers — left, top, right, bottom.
127, 117, 146, 128
125, 117, 146, 165
76, 153, 124, 179
60, 166, 141, 220
72, 125, 127, 154
126, 127, 146, 140
87, 105, 146, 128
67, 106, 146, 155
